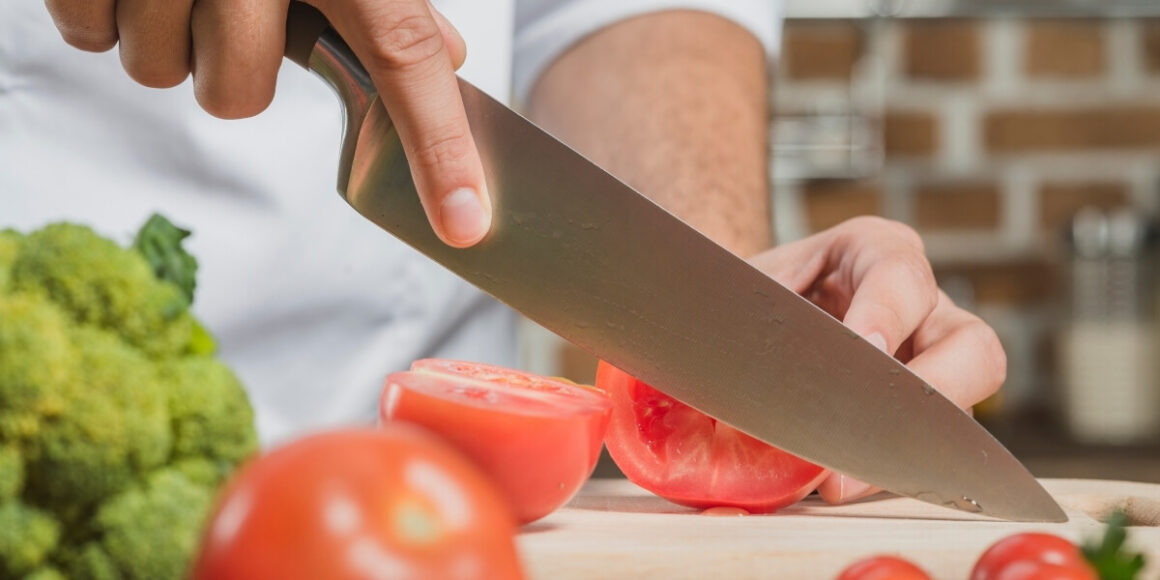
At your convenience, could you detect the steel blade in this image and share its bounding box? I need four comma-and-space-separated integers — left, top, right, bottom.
330, 72, 1065, 522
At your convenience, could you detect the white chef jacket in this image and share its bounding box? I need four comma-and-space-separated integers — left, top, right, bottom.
0, 1, 780, 446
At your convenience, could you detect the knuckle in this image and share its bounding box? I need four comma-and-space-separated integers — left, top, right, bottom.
60, 27, 118, 52
195, 82, 272, 120
889, 253, 938, 312
366, 13, 445, 71
124, 60, 189, 89
411, 126, 473, 170
963, 317, 1007, 396
45, 1, 118, 52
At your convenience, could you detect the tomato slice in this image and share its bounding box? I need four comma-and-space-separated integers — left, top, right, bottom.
194, 427, 522, 580
596, 361, 828, 512
380, 359, 612, 524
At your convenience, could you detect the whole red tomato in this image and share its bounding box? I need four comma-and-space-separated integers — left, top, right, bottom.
380, 359, 612, 524
193, 426, 523, 580
971, 533, 1096, 580
837, 555, 932, 580
595, 362, 828, 512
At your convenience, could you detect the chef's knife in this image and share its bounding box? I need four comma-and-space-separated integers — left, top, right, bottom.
284, 3, 1066, 523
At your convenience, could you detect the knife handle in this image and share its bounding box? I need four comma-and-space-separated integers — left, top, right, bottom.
284, 1, 380, 195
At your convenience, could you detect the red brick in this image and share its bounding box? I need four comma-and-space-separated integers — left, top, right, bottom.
933, 261, 1057, 306
984, 106, 1160, 152
884, 111, 939, 157
801, 180, 882, 233
1143, 19, 1160, 74
915, 182, 1001, 231
1039, 182, 1131, 234
1024, 20, 1106, 78
904, 20, 982, 81
781, 20, 865, 80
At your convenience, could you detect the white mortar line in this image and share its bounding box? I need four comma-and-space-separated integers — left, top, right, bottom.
1108, 18, 1142, 96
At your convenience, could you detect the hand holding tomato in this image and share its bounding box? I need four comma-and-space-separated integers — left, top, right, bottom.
748, 216, 1007, 503
193, 427, 523, 580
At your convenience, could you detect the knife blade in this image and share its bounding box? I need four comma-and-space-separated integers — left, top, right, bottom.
284, 3, 1066, 523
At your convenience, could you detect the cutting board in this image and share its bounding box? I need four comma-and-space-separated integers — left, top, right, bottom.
518, 478, 1160, 579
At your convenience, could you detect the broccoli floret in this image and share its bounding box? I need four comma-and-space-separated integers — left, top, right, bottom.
164, 357, 258, 476
0, 501, 61, 578
10, 223, 196, 358
0, 293, 76, 443
58, 543, 120, 580
0, 445, 23, 501
23, 566, 68, 580
24, 326, 172, 516
88, 469, 214, 580
0, 215, 258, 580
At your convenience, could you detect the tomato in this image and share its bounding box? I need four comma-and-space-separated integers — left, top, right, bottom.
837, 555, 932, 580
595, 361, 828, 512
380, 359, 612, 524
971, 533, 1096, 580
193, 427, 523, 580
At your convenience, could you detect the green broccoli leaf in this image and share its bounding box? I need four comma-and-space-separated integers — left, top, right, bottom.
133, 214, 198, 307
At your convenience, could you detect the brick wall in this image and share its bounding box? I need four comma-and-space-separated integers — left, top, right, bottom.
532, 16, 1160, 427
775, 17, 1160, 418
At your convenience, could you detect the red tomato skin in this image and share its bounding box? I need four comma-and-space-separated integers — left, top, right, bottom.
595, 362, 829, 513
971, 533, 1095, 580
380, 360, 612, 524
991, 562, 1098, 580
836, 556, 932, 580
193, 427, 523, 580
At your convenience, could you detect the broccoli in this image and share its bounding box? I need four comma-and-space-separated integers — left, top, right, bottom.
0, 229, 21, 292
0, 215, 258, 579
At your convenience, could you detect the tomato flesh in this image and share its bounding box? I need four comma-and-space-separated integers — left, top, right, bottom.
596, 361, 828, 512
193, 427, 522, 580
381, 359, 612, 524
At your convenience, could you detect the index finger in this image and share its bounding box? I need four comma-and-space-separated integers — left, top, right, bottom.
837, 219, 939, 356
313, 0, 490, 248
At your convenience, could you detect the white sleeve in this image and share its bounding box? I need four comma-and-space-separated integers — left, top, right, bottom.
512, 0, 783, 105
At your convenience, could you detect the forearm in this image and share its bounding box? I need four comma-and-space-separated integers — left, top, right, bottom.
524, 10, 772, 257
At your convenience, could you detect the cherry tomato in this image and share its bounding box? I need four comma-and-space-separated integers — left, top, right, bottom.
380, 359, 612, 524
837, 555, 932, 580
595, 362, 828, 512
971, 533, 1096, 580
193, 427, 523, 580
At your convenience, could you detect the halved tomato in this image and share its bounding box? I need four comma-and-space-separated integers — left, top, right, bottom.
380, 359, 612, 524
595, 361, 828, 512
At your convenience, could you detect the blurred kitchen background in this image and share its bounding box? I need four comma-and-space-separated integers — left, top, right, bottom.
522, 0, 1160, 482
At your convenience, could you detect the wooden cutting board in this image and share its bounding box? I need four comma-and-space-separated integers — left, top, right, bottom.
518, 478, 1160, 579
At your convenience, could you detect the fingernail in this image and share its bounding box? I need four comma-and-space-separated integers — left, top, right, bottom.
440, 188, 489, 245
838, 475, 873, 503
866, 332, 888, 353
